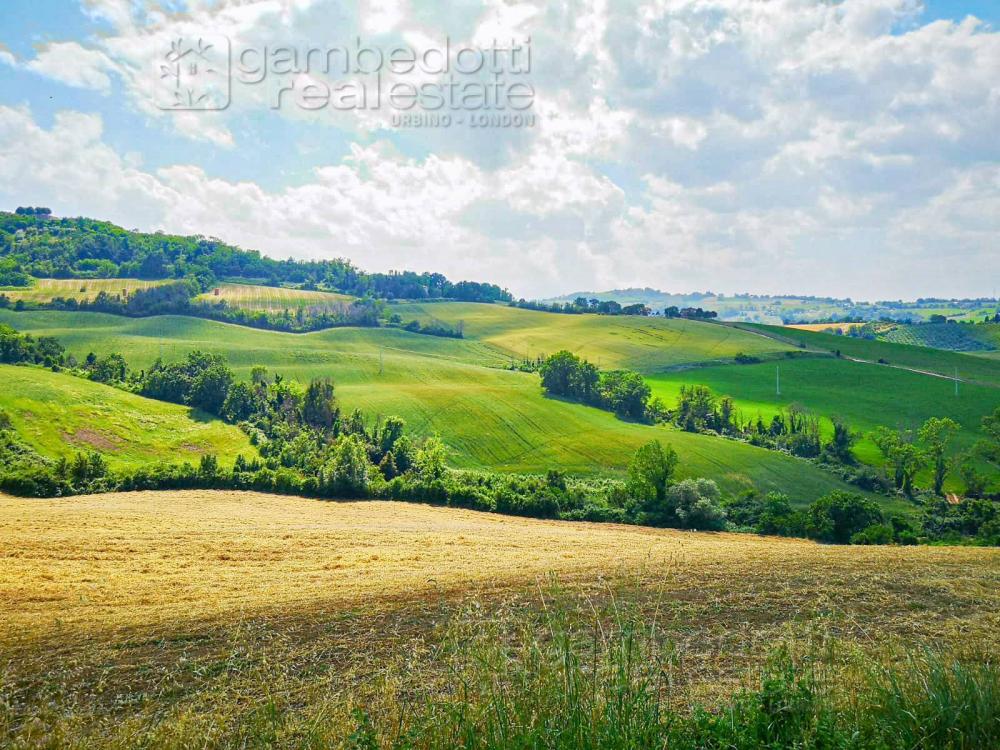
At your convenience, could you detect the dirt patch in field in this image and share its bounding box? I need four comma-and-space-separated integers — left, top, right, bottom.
63, 429, 122, 452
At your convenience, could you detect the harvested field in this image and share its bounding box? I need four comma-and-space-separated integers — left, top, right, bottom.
3, 490, 998, 643
195, 283, 355, 312
0, 278, 169, 303
2, 490, 998, 746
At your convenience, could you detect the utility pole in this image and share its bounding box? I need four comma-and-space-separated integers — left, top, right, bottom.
379, 347, 384, 376
955, 366, 959, 398
776, 365, 781, 397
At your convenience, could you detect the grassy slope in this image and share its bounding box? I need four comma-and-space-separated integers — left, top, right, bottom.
646, 358, 1000, 491
392, 302, 795, 371
0, 309, 863, 502
195, 282, 355, 312
878, 322, 998, 353
0, 278, 169, 303
0, 364, 255, 468
743, 323, 1000, 387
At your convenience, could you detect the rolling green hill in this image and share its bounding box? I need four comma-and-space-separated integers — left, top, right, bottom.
740, 323, 1000, 387
0, 364, 255, 469
0, 309, 872, 504
392, 302, 794, 370
646, 359, 999, 492
877, 322, 995, 352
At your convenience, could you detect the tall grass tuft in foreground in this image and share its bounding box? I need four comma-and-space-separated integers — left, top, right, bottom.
344, 599, 1000, 750
863, 652, 1000, 750
4, 595, 998, 749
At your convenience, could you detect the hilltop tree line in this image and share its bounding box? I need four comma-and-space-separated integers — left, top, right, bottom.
514, 297, 652, 316
513, 296, 721, 320
0, 212, 510, 303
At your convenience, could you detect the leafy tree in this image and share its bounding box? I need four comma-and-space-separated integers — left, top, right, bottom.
599, 370, 651, 420
823, 416, 857, 464
918, 417, 960, 495
378, 415, 406, 457
140, 358, 191, 403
378, 451, 398, 480
138, 250, 168, 279
303, 378, 338, 430
391, 435, 415, 474
199, 454, 219, 477
850, 523, 894, 545
323, 434, 370, 496
665, 478, 727, 530
806, 492, 882, 544
757, 492, 805, 537
87, 353, 128, 384
627, 440, 678, 508
975, 407, 1000, 470
539, 350, 599, 402
0, 325, 65, 367
188, 359, 234, 414
675, 385, 717, 432
958, 456, 988, 498
923, 496, 999, 544
871, 427, 925, 496
722, 491, 805, 536
69, 452, 107, 487
414, 436, 447, 481
221, 381, 258, 423
0, 258, 31, 287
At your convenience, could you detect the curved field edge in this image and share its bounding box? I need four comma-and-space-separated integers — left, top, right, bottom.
0, 309, 867, 502
0, 364, 255, 468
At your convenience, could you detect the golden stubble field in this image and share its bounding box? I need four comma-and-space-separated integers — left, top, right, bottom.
3, 490, 999, 643
2, 489, 999, 743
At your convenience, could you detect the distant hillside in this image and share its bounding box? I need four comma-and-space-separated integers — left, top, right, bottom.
797, 321, 1000, 355
0, 211, 510, 303
544, 288, 999, 325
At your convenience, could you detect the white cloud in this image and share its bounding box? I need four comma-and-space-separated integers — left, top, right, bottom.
26, 42, 115, 93
1, 0, 999, 298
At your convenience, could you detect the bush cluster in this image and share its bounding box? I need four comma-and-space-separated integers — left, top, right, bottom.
539, 350, 654, 421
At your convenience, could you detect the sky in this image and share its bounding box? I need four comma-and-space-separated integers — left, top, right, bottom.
0, 1, 997, 301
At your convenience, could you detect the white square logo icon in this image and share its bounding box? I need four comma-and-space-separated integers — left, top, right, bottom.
153, 35, 231, 110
